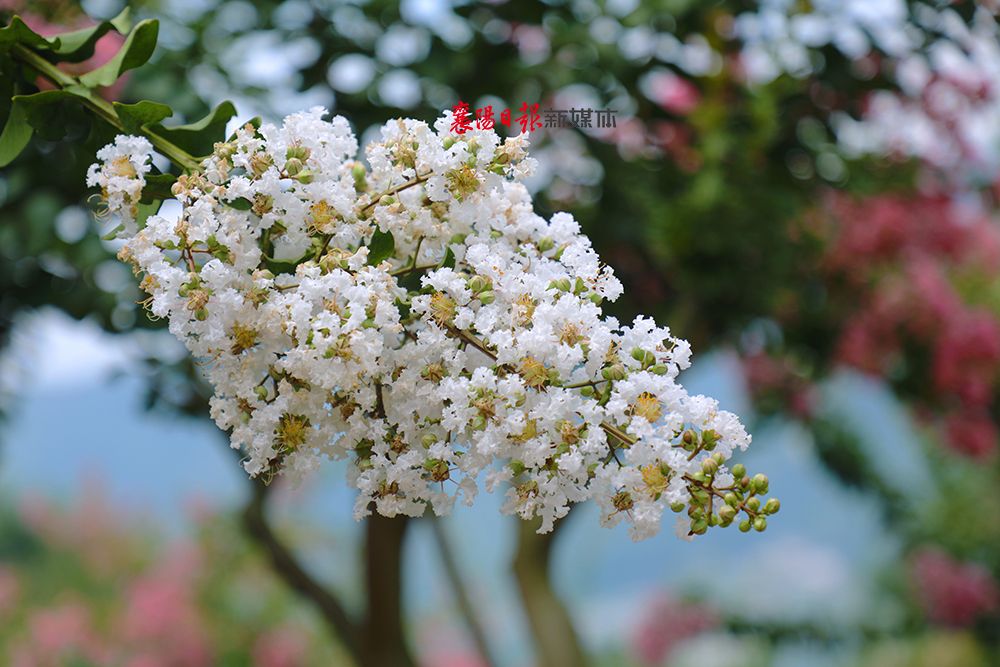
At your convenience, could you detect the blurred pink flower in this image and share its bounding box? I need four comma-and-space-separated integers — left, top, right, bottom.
0, 566, 21, 618
647, 71, 701, 115
631, 594, 717, 666
911, 548, 999, 626
944, 410, 998, 459
252, 626, 310, 667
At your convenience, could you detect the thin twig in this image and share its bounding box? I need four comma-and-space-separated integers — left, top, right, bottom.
241, 480, 362, 664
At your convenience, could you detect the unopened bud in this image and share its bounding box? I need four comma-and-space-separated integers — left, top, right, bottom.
764, 498, 780, 514
753, 517, 767, 532
752, 474, 769, 495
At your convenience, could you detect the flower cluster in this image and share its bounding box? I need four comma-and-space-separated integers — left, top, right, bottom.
92, 108, 775, 540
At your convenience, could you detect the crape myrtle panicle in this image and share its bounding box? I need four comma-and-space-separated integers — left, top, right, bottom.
89, 108, 778, 541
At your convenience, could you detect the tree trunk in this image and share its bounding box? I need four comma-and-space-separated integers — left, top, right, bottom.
512, 518, 588, 667
361, 514, 416, 667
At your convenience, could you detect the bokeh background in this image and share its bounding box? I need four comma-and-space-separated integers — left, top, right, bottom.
1, 0, 999, 665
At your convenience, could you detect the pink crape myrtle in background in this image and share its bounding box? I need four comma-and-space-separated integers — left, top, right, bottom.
911, 548, 999, 627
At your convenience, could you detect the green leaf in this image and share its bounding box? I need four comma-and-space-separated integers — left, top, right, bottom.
12, 90, 81, 140
146, 100, 237, 158
0, 100, 32, 167
0, 16, 55, 51
440, 246, 456, 269
141, 173, 177, 203
48, 8, 132, 62
367, 229, 395, 265
136, 199, 161, 230
78, 19, 158, 88
114, 100, 173, 133
226, 197, 252, 211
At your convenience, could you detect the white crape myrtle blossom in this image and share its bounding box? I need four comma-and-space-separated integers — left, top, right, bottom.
91, 107, 778, 541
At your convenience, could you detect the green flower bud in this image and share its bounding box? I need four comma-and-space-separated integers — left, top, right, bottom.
724, 492, 739, 507
718, 504, 737, 524
746, 497, 760, 512
764, 498, 781, 514
701, 458, 719, 475
739, 520, 751, 533
478, 290, 495, 305
254, 386, 268, 400
509, 460, 526, 476
284, 157, 304, 176
752, 474, 769, 495
580, 386, 595, 397
443, 137, 456, 150
195, 308, 208, 321
601, 364, 626, 381
537, 237, 555, 252
753, 516, 767, 532
731, 463, 746, 479
670, 501, 686, 513
421, 434, 437, 448
650, 364, 668, 375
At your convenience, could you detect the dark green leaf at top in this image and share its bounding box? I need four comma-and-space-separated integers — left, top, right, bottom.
48, 8, 132, 63
0, 17, 55, 51
78, 19, 158, 89
114, 100, 173, 134
145, 100, 238, 159
367, 228, 395, 266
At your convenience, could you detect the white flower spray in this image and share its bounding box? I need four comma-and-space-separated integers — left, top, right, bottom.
91, 108, 777, 540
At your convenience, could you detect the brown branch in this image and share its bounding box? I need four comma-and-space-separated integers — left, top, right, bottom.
242, 480, 362, 664
512, 516, 588, 667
